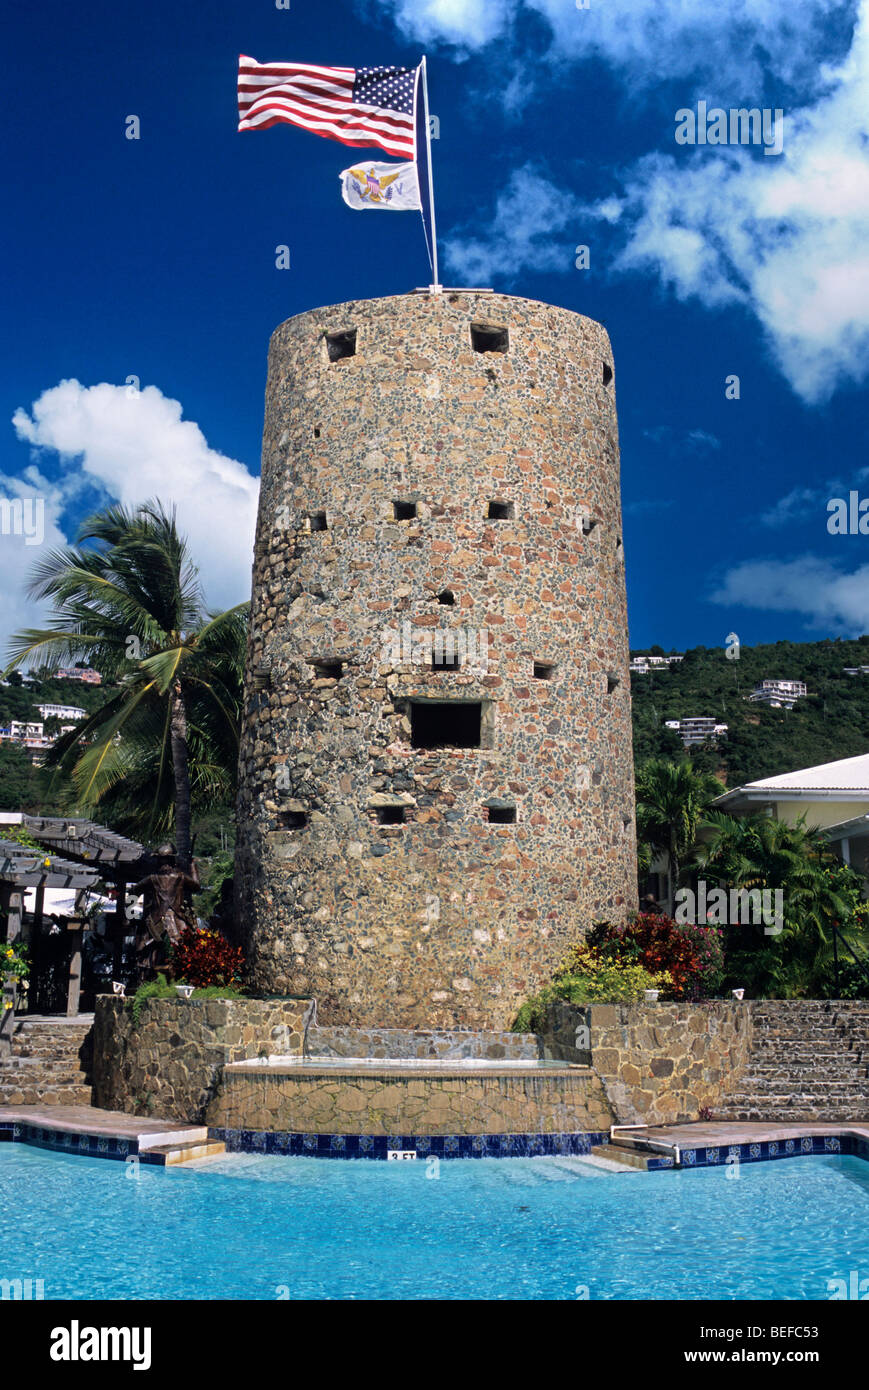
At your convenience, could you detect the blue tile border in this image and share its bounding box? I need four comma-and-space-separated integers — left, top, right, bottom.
674, 1133, 865, 1168
207, 1127, 611, 1160
2, 1120, 868, 1168
0, 1121, 138, 1161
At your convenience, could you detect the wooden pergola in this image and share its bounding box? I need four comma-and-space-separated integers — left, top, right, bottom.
0, 815, 145, 1017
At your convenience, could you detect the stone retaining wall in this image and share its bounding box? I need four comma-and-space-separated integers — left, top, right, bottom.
541, 1001, 753, 1125
208, 1062, 613, 1136
92, 996, 314, 1123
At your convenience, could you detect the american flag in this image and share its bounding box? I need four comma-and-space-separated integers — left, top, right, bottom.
237, 57, 418, 160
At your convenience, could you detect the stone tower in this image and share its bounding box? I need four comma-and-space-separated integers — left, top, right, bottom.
235, 290, 636, 1029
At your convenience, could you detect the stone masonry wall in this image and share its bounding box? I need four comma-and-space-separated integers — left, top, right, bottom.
235, 291, 637, 1029
208, 1062, 613, 1137
91, 997, 314, 1124
541, 1001, 753, 1125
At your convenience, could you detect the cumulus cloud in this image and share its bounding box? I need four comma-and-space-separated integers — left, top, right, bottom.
601, 2, 869, 402
6, 380, 259, 660
375, 0, 851, 90
446, 166, 585, 283
371, 0, 514, 50
711, 555, 869, 635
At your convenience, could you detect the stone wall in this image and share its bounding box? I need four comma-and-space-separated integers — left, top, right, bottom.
541, 1001, 753, 1125
208, 1061, 613, 1137
235, 291, 636, 1030
91, 996, 314, 1124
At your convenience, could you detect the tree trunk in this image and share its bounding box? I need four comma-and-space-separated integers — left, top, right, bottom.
170, 680, 192, 869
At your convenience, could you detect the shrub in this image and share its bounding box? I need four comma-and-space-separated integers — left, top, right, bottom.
585, 912, 724, 998
513, 952, 672, 1032
128, 972, 246, 1026
171, 927, 243, 989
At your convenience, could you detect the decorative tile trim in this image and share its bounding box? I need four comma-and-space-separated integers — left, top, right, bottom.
671, 1134, 866, 1169
1, 1122, 139, 1161
207, 1127, 610, 1160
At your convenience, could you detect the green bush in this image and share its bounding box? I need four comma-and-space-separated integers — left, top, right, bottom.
127, 973, 245, 1026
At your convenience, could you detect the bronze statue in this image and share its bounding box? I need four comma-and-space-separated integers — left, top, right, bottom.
131, 844, 200, 983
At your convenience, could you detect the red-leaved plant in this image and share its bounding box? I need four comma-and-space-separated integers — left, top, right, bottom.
171, 927, 244, 989
586, 913, 725, 999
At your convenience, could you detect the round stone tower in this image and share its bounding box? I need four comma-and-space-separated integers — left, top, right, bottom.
235, 290, 636, 1029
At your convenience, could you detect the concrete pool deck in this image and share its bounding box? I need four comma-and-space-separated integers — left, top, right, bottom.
0, 1104, 225, 1163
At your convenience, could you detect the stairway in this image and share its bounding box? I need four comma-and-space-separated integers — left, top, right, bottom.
0, 1016, 94, 1107
715, 1001, 869, 1122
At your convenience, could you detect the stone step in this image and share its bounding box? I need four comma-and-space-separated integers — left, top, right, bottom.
589, 1143, 657, 1171
716, 1107, 869, 1122
143, 1140, 227, 1166
0, 1083, 93, 1106
732, 1082, 869, 1097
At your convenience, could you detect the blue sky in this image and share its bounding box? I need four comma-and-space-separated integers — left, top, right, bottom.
4, 0, 869, 655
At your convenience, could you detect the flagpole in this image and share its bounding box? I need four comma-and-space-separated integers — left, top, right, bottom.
420, 56, 441, 292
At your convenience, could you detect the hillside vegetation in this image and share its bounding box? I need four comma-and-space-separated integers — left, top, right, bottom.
631, 637, 869, 788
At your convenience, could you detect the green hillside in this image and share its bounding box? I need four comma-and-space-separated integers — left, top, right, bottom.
631, 637, 869, 788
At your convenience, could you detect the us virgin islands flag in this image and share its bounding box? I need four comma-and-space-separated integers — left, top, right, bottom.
340, 160, 421, 211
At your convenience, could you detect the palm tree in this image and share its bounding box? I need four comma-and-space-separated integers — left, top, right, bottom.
695, 810, 863, 996
5, 502, 248, 866
635, 758, 724, 910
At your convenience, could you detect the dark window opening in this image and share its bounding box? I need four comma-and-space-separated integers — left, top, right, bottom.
313, 427, 321, 439
533, 662, 555, 681
375, 805, 406, 825
278, 810, 308, 829
308, 511, 327, 532
326, 329, 357, 362
602, 362, 613, 386
471, 323, 509, 354
431, 646, 460, 670
437, 589, 455, 606
410, 701, 482, 749
487, 500, 515, 521
607, 673, 621, 694
393, 499, 418, 521
582, 515, 598, 535
311, 659, 343, 680
488, 805, 516, 824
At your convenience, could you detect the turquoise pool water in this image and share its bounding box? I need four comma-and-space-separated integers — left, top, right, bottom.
3, 1145, 869, 1300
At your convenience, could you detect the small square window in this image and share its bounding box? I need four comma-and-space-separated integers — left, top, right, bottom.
602, 362, 613, 386
326, 329, 357, 362
487, 805, 516, 824
431, 646, 460, 671
375, 805, 406, 825
607, 673, 621, 694
487, 500, 514, 521
311, 660, 342, 680
393, 500, 418, 521
471, 323, 509, 354
437, 589, 455, 606
533, 662, 555, 681
308, 511, 327, 532
278, 810, 308, 829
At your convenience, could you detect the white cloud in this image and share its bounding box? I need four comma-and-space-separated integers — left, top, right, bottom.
711, 555, 869, 634
0, 466, 70, 665
375, 0, 851, 89
7, 380, 259, 659
446, 166, 584, 282
373, 0, 514, 49
602, 2, 869, 402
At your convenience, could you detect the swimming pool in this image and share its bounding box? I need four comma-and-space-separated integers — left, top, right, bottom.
3, 1144, 868, 1300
